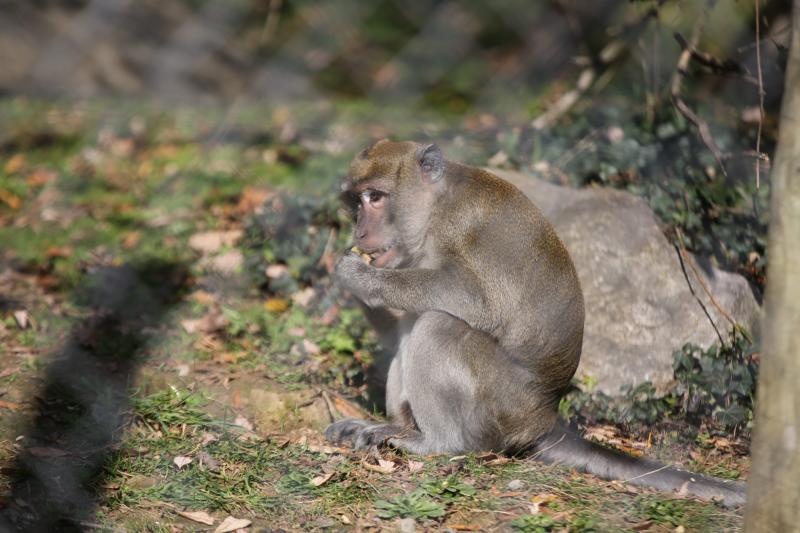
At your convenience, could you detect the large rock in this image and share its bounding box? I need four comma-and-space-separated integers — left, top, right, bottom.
491, 168, 761, 395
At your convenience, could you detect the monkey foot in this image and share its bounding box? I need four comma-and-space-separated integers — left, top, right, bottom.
325, 419, 401, 451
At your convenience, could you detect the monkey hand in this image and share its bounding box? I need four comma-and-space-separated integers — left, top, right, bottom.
334, 251, 379, 305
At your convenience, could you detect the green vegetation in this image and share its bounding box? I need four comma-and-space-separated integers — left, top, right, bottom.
0, 82, 756, 529
561, 328, 759, 436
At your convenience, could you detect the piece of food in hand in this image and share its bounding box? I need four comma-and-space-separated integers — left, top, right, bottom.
350, 246, 373, 264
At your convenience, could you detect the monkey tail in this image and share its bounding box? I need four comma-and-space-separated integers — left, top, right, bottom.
531, 422, 746, 507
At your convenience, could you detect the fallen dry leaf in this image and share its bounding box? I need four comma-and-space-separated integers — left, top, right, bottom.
214, 351, 248, 365
207, 250, 243, 274
320, 306, 339, 326
363, 459, 395, 474
191, 290, 217, 305
122, 231, 141, 249
45, 246, 72, 259
214, 516, 252, 533
264, 298, 289, 313
331, 395, 369, 419
27, 169, 58, 186
237, 186, 273, 214
4, 154, 26, 174
407, 460, 424, 473
0, 400, 19, 411
177, 510, 215, 525
447, 524, 483, 531
189, 230, 243, 254
173, 455, 192, 469
265, 264, 288, 279
13, 311, 29, 330
475, 452, 510, 466
302, 339, 321, 355
531, 493, 558, 505
306, 443, 349, 454
181, 311, 227, 334
201, 432, 220, 446
197, 451, 220, 472
310, 472, 335, 487
234, 415, 254, 431
0, 190, 21, 210
291, 287, 315, 307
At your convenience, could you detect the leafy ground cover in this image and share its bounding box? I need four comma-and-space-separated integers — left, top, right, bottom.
0, 98, 752, 531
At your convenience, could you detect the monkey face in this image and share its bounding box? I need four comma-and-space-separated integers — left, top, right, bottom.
341, 140, 446, 269
342, 185, 399, 268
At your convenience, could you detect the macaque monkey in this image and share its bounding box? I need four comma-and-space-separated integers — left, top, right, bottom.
326, 140, 745, 507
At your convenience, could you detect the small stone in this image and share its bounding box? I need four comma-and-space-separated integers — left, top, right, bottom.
397, 517, 416, 533
507, 479, 524, 491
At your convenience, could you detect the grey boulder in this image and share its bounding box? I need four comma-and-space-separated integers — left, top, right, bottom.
491, 168, 761, 395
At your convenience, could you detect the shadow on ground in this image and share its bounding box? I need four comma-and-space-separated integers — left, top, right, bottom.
0, 260, 189, 532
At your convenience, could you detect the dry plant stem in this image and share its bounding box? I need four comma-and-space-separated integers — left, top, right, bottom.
673, 32, 758, 85
319, 389, 337, 424
675, 228, 738, 329
670, 8, 729, 177
260, 0, 283, 46
754, 0, 766, 188
532, 66, 597, 130
531, 8, 658, 130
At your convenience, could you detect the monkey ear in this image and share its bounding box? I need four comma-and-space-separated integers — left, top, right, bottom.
419, 143, 444, 183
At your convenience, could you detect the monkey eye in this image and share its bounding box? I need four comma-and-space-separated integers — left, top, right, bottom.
361, 190, 386, 206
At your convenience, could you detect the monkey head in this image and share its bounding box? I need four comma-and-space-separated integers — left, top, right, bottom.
341, 140, 445, 268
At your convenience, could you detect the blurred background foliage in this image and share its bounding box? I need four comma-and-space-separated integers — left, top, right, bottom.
1, 0, 788, 296
0, 3, 780, 527
0, 0, 789, 437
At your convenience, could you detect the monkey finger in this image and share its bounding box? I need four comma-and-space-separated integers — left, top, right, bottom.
353, 424, 398, 451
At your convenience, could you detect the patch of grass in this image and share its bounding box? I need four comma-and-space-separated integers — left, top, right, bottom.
374, 489, 446, 520
636, 497, 686, 526
421, 476, 477, 501
132, 387, 213, 432
510, 513, 567, 532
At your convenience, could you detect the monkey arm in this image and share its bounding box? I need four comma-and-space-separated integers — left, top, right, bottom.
335, 253, 491, 330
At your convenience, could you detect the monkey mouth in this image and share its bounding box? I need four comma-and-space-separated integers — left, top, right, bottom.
367, 245, 396, 268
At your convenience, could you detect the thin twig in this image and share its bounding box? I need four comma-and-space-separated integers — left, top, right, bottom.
670, 9, 729, 177
530, 433, 566, 459
260, 0, 283, 46
754, 0, 766, 188
674, 240, 725, 345
675, 229, 738, 329
623, 463, 671, 483
673, 32, 758, 85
